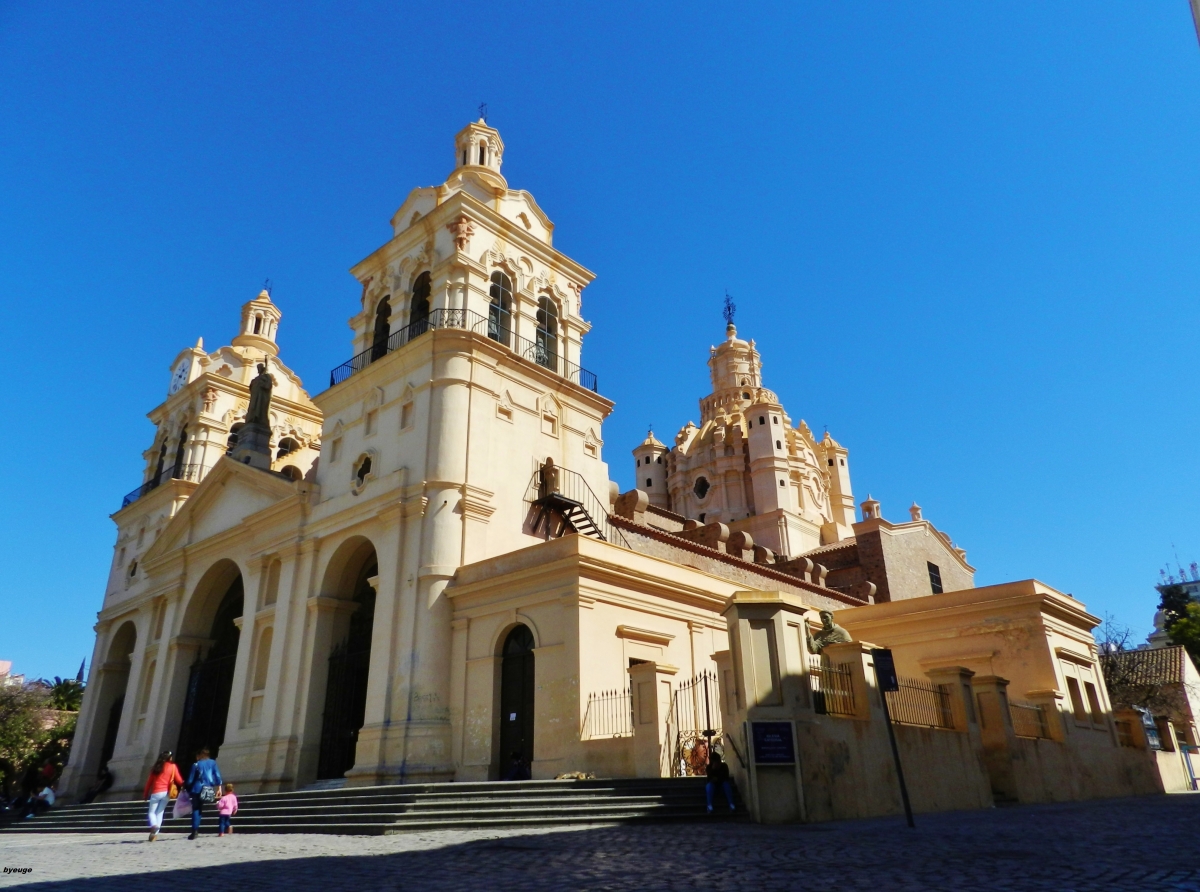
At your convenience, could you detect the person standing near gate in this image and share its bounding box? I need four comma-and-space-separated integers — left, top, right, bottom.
184, 748, 223, 840
143, 751, 183, 842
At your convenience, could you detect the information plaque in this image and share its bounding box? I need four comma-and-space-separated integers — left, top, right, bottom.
751, 721, 795, 764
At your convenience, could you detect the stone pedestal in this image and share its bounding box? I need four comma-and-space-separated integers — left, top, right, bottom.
230, 422, 272, 470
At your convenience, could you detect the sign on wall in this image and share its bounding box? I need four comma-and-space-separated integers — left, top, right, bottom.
751, 721, 795, 764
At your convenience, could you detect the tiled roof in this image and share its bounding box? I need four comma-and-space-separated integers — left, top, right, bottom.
1107, 646, 1186, 685
610, 515, 867, 607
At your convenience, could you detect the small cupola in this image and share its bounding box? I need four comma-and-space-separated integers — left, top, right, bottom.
231, 290, 282, 356
452, 119, 507, 189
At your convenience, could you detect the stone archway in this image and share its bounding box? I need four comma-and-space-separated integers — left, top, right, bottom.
77, 621, 137, 785
173, 560, 244, 772
314, 537, 378, 781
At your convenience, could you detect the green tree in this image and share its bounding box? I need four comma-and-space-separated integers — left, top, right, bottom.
1159, 584, 1200, 667
46, 677, 84, 712
0, 683, 49, 795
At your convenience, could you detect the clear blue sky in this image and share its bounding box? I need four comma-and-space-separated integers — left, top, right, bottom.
2, 2, 1198, 682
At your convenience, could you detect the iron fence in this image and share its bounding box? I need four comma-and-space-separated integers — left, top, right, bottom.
120, 463, 204, 510
808, 657, 856, 717
580, 688, 633, 739
885, 676, 954, 729
328, 307, 599, 391
666, 670, 724, 777
1009, 701, 1049, 739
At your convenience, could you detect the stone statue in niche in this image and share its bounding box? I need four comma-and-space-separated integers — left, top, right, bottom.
806, 609, 852, 654
246, 363, 274, 426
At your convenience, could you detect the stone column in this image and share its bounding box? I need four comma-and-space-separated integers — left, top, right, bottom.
628, 661, 678, 778
926, 666, 981, 733
1114, 707, 1150, 749
822, 641, 881, 723
971, 675, 1020, 803
1026, 689, 1066, 742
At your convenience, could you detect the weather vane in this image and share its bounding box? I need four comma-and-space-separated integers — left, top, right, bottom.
722, 291, 736, 326
478, 102, 488, 123
263, 278, 273, 297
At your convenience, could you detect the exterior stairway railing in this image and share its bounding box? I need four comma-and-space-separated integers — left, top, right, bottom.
524, 460, 629, 548
329, 307, 599, 392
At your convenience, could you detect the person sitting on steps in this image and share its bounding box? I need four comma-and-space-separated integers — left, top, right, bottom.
705, 751, 735, 814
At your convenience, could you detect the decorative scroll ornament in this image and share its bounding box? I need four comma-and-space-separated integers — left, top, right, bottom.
447, 214, 475, 252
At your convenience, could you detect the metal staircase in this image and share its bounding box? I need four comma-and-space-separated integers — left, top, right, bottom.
526, 461, 628, 547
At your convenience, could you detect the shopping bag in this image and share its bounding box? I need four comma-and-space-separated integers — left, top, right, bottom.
172, 789, 193, 819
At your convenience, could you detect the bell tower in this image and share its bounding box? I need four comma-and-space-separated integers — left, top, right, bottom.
452, 119, 507, 190
231, 290, 282, 356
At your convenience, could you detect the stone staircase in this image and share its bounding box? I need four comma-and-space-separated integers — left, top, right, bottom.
4, 778, 742, 836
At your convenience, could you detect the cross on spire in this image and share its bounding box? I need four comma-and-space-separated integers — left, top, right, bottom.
722, 291, 736, 326
478, 102, 488, 123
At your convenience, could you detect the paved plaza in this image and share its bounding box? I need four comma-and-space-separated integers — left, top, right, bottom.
1, 793, 1199, 891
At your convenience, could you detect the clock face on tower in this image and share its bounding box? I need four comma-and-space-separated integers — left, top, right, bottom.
168, 358, 190, 395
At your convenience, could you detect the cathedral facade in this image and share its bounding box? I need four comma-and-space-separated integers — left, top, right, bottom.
62, 122, 1168, 813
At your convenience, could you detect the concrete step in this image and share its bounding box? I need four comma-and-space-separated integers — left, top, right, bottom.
5, 777, 742, 836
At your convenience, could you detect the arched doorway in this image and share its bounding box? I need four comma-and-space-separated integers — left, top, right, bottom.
316, 542, 378, 780
85, 621, 137, 778
175, 573, 243, 771
497, 625, 535, 777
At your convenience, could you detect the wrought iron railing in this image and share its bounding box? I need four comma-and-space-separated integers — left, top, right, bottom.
808, 657, 856, 717
524, 461, 630, 548
580, 688, 633, 740
1009, 701, 1049, 739
886, 676, 954, 729
328, 307, 599, 392
666, 670, 723, 777
120, 463, 204, 510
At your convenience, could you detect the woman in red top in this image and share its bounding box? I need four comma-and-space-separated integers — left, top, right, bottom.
143, 751, 183, 841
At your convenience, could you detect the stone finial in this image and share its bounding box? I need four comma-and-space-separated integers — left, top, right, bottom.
613, 489, 649, 525
860, 495, 881, 520
910, 502, 922, 522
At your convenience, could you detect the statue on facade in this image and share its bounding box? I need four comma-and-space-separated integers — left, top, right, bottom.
246, 363, 274, 426
806, 609, 852, 654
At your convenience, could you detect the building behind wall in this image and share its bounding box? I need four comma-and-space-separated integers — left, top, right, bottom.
61, 121, 1167, 820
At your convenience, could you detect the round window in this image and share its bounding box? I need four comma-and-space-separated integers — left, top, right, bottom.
693, 476, 710, 499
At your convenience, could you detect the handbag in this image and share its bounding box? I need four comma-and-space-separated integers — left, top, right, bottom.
199, 785, 218, 804
168, 782, 179, 800
172, 789, 192, 819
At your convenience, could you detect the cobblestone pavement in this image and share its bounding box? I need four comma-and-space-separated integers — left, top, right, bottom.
2, 794, 1199, 891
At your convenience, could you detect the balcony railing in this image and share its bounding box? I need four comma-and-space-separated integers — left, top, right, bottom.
328, 308, 599, 392
120, 463, 203, 510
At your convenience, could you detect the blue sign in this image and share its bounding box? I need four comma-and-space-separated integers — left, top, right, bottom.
752, 722, 795, 764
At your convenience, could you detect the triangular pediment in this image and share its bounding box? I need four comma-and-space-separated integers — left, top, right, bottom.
142, 457, 297, 562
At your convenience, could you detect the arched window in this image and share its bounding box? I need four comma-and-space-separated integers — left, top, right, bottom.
488, 272, 513, 346
371, 296, 391, 362
277, 437, 300, 460
172, 426, 188, 478
535, 297, 558, 371
253, 315, 262, 334
279, 465, 303, 481
479, 142, 487, 165
410, 272, 431, 336
226, 422, 244, 454
154, 440, 167, 484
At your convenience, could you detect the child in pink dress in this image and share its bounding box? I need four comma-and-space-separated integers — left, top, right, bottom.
217, 783, 238, 836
